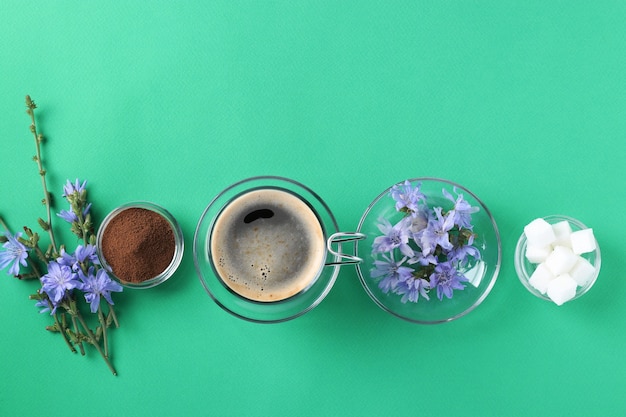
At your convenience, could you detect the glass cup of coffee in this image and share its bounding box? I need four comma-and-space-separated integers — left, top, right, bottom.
193, 176, 364, 323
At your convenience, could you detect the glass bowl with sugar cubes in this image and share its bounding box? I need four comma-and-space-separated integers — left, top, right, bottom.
514, 215, 601, 305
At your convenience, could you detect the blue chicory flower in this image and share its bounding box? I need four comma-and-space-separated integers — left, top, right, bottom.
399, 209, 429, 238
56, 203, 92, 224
58, 244, 100, 272
429, 261, 468, 301
442, 187, 479, 230
63, 179, 87, 198
408, 251, 438, 267
75, 244, 99, 265
78, 267, 123, 313
371, 253, 414, 294
418, 207, 455, 256
40, 261, 80, 304
372, 217, 414, 257
447, 233, 481, 266
34, 297, 52, 314
0, 232, 29, 276
390, 180, 426, 214
395, 276, 430, 303
57, 248, 76, 269
57, 209, 78, 223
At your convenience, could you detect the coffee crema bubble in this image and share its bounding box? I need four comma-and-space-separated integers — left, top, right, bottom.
210, 188, 326, 302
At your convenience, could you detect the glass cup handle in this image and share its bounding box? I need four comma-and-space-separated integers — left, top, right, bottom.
326, 232, 366, 266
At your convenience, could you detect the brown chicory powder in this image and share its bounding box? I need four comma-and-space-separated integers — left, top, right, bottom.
101, 207, 175, 283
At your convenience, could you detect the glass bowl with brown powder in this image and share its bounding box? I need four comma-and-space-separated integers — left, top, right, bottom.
96, 202, 184, 289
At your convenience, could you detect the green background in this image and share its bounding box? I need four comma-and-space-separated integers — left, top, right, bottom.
1, 1, 624, 416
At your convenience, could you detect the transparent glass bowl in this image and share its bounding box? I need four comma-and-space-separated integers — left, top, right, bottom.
354, 178, 502, 324
96, 201, 185, 289
193, 176, 344, 323
514, 214, 601, 303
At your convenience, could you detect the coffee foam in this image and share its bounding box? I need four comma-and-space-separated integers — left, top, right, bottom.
210, 188, 325, 302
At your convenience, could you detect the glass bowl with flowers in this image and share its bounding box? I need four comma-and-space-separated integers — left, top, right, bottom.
354, 178, 501, 324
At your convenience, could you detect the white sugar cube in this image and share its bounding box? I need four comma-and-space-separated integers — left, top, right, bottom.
570, 228, 596, 255
545, 245, 579, 276
528, 263, 555, 294
525, 244, 552, 263
547, 273, 577, 306
569, 256, 596, 287
552, 221, 572, 248
524, 218, 557, 247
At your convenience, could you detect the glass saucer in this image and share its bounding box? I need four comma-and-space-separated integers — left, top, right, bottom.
193, 176, 343, 323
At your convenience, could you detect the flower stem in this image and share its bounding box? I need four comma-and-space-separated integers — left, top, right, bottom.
97, 304, 108, 358
33, 244, 48, 265
71, 315, 86, 356
75, 210, 91, 246
50, 305, 76, 354
75, 311, 117, 376
0, 216, 9, 233
108, 303, 119, 328
25, 96, 58, 255
26, 257, 42, 278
